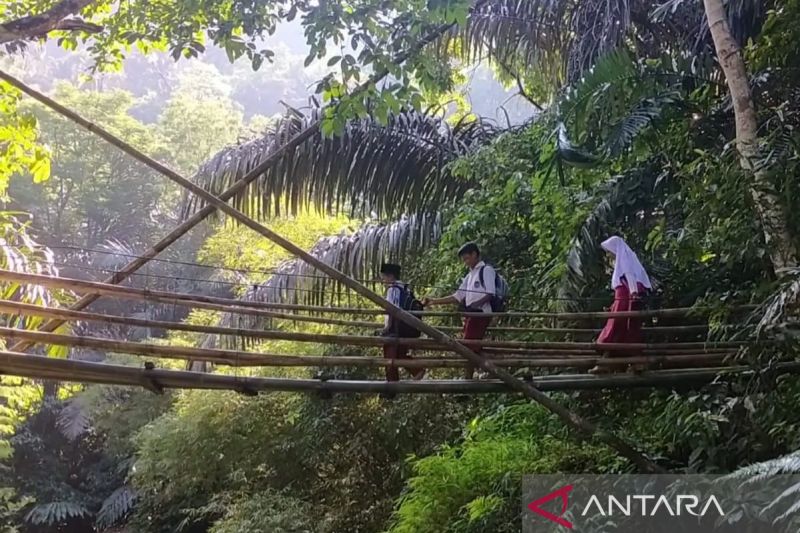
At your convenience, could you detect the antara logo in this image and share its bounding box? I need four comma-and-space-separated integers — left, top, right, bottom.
581, 494, 726, 517
527, 485, 574, 529
527, 485, 726, 529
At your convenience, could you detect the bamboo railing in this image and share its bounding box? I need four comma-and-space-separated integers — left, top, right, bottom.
0, 350, 793, 395
0, 269, 749, 321
0, 325, 735, 369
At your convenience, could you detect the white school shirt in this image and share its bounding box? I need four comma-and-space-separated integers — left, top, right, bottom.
384, 281, 404, 329
453, 261, 496, 314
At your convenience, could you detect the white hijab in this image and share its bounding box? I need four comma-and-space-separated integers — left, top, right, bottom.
601, 236, 652, 294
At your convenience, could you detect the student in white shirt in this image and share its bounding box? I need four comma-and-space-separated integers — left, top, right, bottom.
422, 243, 495, 379
379, 263, 425, 385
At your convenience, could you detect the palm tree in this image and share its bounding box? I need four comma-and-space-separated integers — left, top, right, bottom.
181, 106, 499, 308
702, 0, 796, 271
179, 0, 795, 307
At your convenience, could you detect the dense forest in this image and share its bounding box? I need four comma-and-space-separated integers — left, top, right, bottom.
1, 0, 800, 531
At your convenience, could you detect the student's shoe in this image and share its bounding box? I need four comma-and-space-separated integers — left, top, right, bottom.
476, 371, 491, 380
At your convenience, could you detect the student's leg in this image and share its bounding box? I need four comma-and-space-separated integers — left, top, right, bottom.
463, 317, 491, 379
397, 345, 425, 380
591, 285, 630, 374
383, 344, 400, 382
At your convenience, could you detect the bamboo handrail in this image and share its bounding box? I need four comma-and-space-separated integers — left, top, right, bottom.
0, 268, 747, 321
0, 351, 796, 394
0, 305, 751, 352
0, 278, 708, 335
0, 326, 736, 368
0, 300, 721, 356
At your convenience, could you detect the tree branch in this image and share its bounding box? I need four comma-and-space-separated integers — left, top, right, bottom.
487, 47, 544, 110
0, 0, 99, 45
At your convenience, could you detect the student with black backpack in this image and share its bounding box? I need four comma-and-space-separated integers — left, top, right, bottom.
379, 263, 425, 385
422, 243, 509, 379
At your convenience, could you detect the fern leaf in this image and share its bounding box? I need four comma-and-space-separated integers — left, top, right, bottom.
56, 397, 91, 441
604, 92, 679, 156
96, 486, 137, 529
25, 501, 89, 525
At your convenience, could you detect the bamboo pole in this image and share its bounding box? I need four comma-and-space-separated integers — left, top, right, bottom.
0, 269, 708, 335
0, 298, 725, 358
0, 78, 666, 472
0, 326, 735, 369
0, 351, 797, 394
0, 268, 741, 322
0, 302, 750, 352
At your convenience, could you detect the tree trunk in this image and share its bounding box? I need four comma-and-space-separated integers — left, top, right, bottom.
703, 0, 797, 271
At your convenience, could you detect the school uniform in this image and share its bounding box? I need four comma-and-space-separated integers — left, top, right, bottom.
382, 281, 422, 381
453, 261, 495, 378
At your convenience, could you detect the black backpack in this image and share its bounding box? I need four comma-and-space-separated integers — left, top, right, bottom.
478, 265, 509, 312
393, 283, 423, 338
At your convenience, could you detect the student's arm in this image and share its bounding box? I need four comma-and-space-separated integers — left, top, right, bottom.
424, 276, 467, 307
422, 295, 459, 307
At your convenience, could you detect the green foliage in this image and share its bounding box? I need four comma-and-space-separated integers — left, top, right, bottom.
208, 490, 314, 533
95, 485, 136, 529
157, 64, 246, 175
199, 210, 353, 279
131, 389, 481, 532
11, 83, 169, 248
0, 83, 49, 200
389, 402, 615, 533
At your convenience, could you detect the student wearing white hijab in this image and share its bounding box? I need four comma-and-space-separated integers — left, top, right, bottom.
589, 236, 652, 374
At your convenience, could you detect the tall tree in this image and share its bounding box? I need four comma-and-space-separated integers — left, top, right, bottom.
703, 0, 797, 271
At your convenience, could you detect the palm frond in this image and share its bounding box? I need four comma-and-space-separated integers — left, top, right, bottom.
0, 212, 57, 332
721, 451, 800, 527
96, 486, 137, 529
731, 453, 800, 482
603, 91, 681, 156
181, 107, 498, 222
567, 0, 631, 81
651, 0, 769, 53
560, 49, 640, 136
56, 396, 92, 441
449, 0, 569, 83
214, 213, 441, 345
25, 501, 90, 525
560, 161, 668, 308
745, 268, 800, 339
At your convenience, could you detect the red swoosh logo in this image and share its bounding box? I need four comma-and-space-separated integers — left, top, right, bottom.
527, 484, 573, 529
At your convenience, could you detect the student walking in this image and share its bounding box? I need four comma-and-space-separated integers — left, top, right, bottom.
423, 243, 502, 379
590, 236, 652, 374
379, 263, 425, 384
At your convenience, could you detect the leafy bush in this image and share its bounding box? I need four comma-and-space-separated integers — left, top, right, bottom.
388, 402, 616, 533
209, 490, 316, 533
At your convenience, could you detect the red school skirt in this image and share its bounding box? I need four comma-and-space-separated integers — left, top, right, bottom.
597, 282, 646, 346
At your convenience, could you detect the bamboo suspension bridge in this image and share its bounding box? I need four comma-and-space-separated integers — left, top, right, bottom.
0, 267, 779, 388
0, 28, 795, 472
